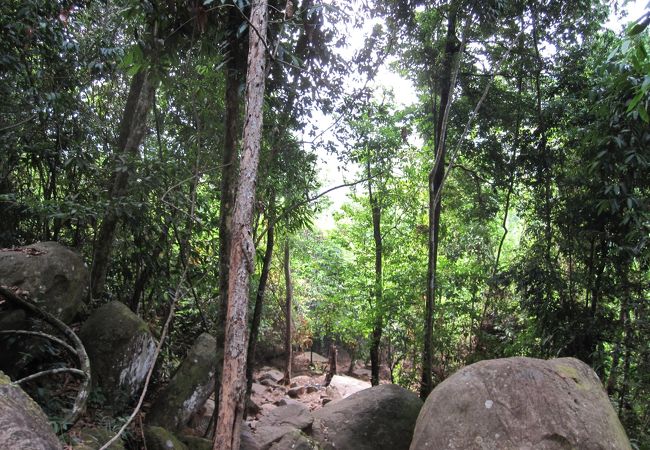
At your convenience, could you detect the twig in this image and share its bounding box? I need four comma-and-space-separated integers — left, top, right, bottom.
13, 368, 86, 385
0, 285, 91, 428
0, 114, 37, 133
254, 175, 373, 246
0, 329, 76, 355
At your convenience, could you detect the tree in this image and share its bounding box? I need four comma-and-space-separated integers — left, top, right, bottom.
214, 0, 268, 448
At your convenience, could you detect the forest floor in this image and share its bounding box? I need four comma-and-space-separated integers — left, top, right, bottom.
184, 351, 375, 437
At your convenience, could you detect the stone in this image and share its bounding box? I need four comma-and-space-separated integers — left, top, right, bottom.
258, 368, 285, 384
147, 333, 217, 432
71, 427, 125, 450
79, 301, 157, 408
251, 382, 267, 395
256, 403, 314, 449
327, 374, 370, 398
312, 384, 422, 450
0, 308, 26, 331
179, 435, 212, 450
0, 370, 62, 450
144, 426, 188, 450
247, 397, 262, 416
258, 402, 313, 430
270, 429, 319, 450
287, 385, 305, 398
410, 357, 631, 450
306, 385, 318, 394
0, 242, 89, 323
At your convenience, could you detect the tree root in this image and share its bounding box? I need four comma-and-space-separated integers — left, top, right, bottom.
0, 285, 91, 430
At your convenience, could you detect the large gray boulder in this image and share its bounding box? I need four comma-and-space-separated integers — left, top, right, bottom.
79, 301, 156, 407
255, 403, 314, 449
410, 357, 631, 450
0, 242, 89, 323
0, 370, 62, 450
147, 333, 217, 431
312, 384, 422, 450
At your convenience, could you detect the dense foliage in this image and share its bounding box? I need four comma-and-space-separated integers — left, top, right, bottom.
0, 0, 648, 447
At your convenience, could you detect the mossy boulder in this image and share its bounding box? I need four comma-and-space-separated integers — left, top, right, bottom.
0, 370, 62, 450
0, 241, 89, 323
144, 426, 188, 450
311, 384, 422, 450
410, 356, 631, 450
79, 301, 156, 408
147, 333, 217, 431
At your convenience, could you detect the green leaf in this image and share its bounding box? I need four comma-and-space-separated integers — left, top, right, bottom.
626, 90, 644, 113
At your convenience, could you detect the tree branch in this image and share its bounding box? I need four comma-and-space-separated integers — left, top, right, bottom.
0, 329, 76, 355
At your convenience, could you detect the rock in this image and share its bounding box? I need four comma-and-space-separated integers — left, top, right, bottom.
352, 367, 371, 381
71, 427, 125, 450
251, 382, 267, 395
147, 333, 217, 431
312, 384, 422, 450
144, 426, 188, 450
179, 435, 212, 450
0, 308, 26, 331
258, 368, 285, 384
247, 397, 262, 416
269, 429, 319, 450
79, 301, 157, 408
256, 403, 314, 449
306, 385, 318, 394
0, 370, 62, 450
287, 386, 305, 398
410, 357, 631, 450
327, 374, 370, 398
0, 242, 89, 323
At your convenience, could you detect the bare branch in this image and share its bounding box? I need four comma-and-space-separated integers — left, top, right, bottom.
0, 329, 76, 355
13, 368, 86, 385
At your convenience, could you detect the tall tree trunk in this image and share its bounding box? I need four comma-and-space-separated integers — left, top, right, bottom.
90, 69, 155, 298
283, 238, 293, 384
368, 162, 383, 387
214, 0, 268, 448
246, 195, 275, 397
214, 6, 248, 428
422, 7, 459, 400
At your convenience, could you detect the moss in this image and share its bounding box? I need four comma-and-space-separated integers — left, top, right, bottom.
0, 370, 10, 385
144, 426, 188, 450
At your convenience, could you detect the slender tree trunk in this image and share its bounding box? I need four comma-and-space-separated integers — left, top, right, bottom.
246, 196, 275, 397
422, 7, 459, 400
214, 1, 268, 448
90, 69, 155, 298
369, 166, 383, 387
283, 238, 293, 385
214, 7, 248, 428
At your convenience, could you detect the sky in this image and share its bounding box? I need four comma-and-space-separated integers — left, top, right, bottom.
310, 0, 650, 230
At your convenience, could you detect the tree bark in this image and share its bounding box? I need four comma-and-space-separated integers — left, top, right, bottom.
368, 161, 383, 387
283, 238, 293, 385
90, 69, 155, 298
422, 7, 459, 400
213, 0, 268, 448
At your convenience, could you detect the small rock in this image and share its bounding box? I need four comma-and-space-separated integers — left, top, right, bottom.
306, 385, 318, 394
287, 386, 305, 398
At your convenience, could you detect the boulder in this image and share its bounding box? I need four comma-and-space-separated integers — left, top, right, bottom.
312, 384, 422, 450
147, 333, 217, 431
255, 403, 314, 449
258, 368, 285, 384
270, 429, 319, 450
79, 301, 157, 407
144, 426, 188, 450
410, 357, 631, 450
0, 370, 62, 450
0, 242, 89, 323
327, 374, 370, 398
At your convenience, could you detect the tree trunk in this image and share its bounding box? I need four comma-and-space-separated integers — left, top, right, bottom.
369, 164, 383, 387
422, 7, 459, 400
90, 69, 155, 298
246, 198, 275, 397
213, 0, 268, 448
283, 238, 293, 385
325, 344, 337, 386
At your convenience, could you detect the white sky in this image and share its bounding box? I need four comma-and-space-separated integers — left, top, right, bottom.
311, 0, 649, 230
